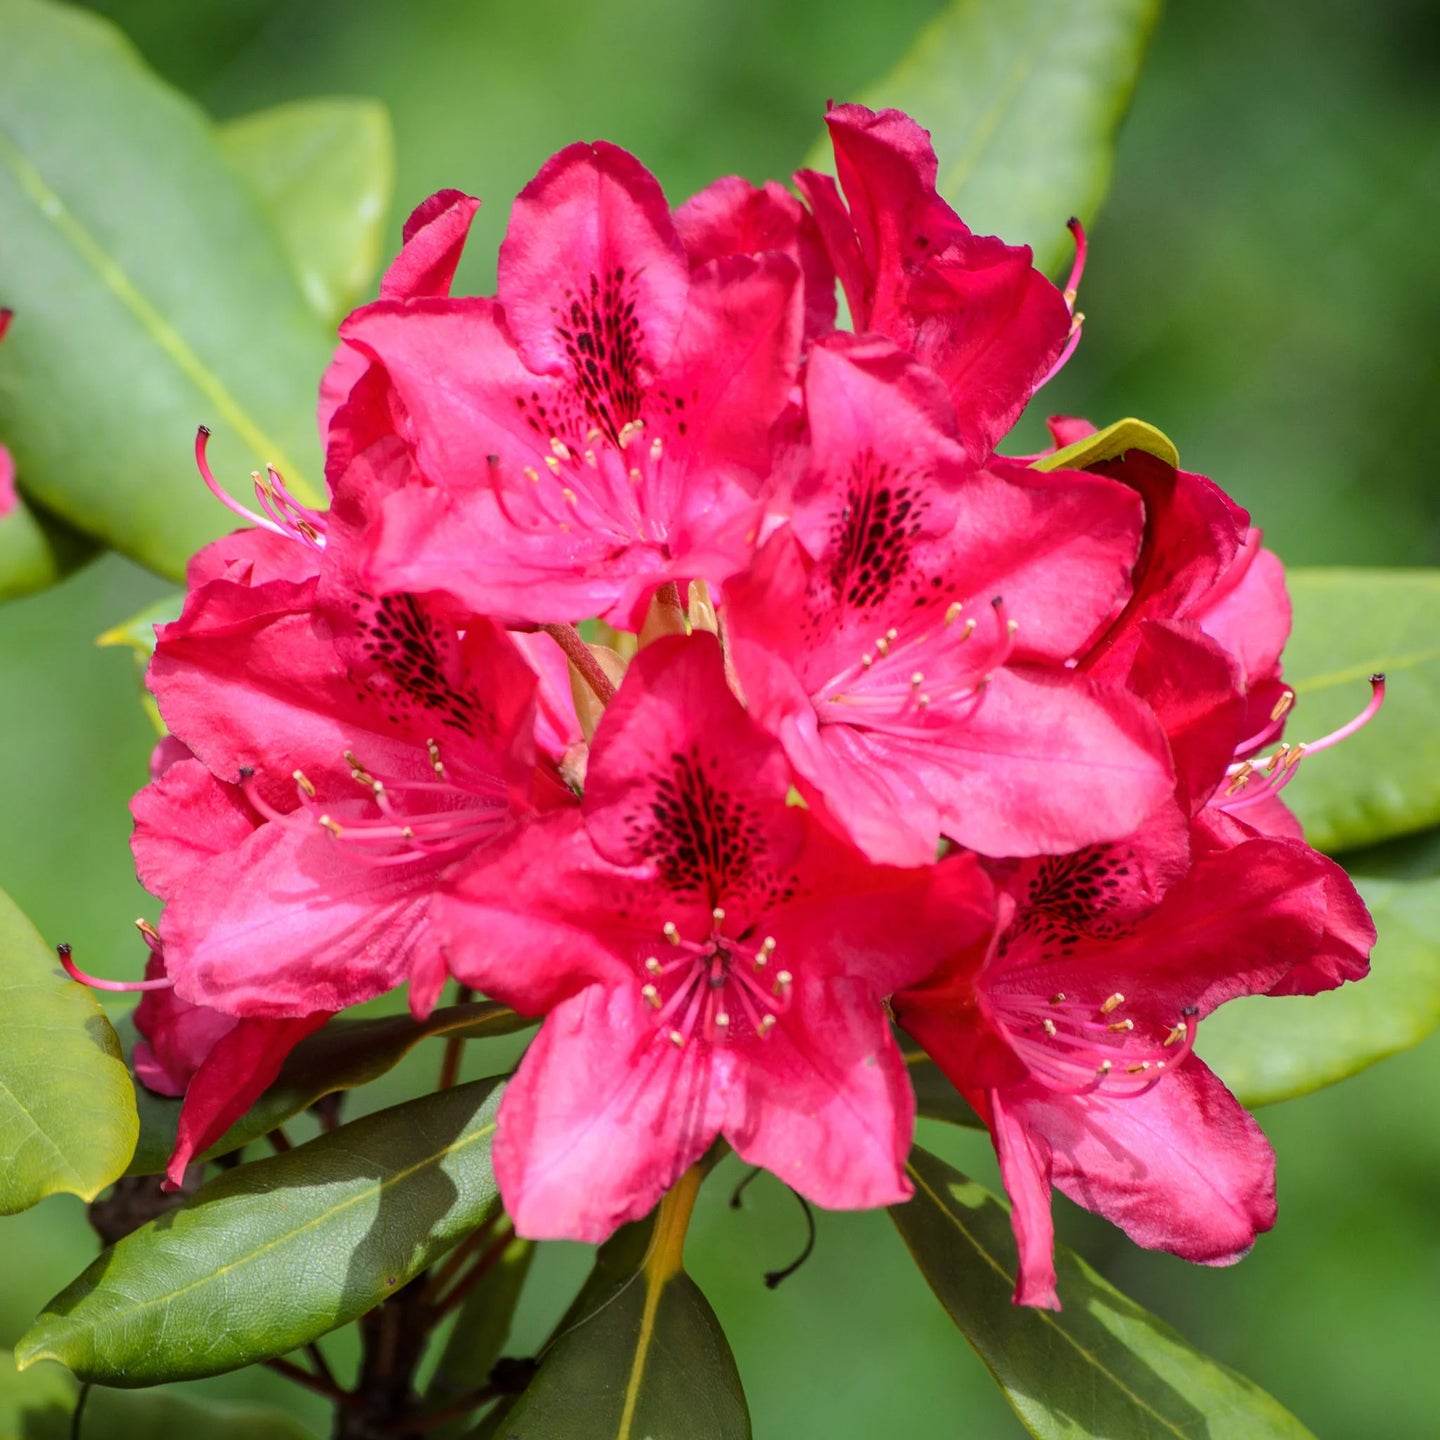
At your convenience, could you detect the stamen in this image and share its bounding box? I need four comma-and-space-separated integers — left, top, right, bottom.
1100, 992, 1125, 1014
426, 738, 445, 777
1270, 690, 1295, 723
650, 437, 664, 461
544, 455, 561, 475
134, 918, 160, 943
318, 815, 344, 837
668, 1030, 686, 1048
944, 602, 962, 625
711, 906, 726, 923
57, 943, 172, 993
1107, 1018, 1135, 1033
641, 984, 661, 1009
549, 437, 571, 461
1061, 216, 1088, 311
1049, 992, 1066, 1005
1042, 1018, 1058, 1037
293, 769, 316, 798
663, 921, 681, 945
645, 957, 663, 975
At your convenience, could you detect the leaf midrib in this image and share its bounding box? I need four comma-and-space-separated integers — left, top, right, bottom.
905, 1159, 1193, 1439
0, 124, 319, 504
25, 1118, 497, 1355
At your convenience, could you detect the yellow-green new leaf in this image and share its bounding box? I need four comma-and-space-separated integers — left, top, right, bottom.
17, 1077, 504, 1384
893, 1147, 1316, 1440
1029, 416, 1179, 473
0, 885, 137, 1214
0, 0, 332, 580
220, 98, 396, 326
809, 0, 1160, 274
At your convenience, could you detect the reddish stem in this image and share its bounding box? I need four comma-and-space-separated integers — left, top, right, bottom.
542, 623, 617, 705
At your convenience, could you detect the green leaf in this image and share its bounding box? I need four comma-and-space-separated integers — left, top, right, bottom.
0, 489, 95, 601
17, 1076, 505, 1384
809, 0, 1161, 273
425, 1235, 535, 1437
0, 1350, 318, 1440
95, 592, 184, 658
1202, 826, 1440, 1106
1282, 568, 1440, 852
122, 999, 530, 1176
0, 885, 137, 1214
1029, 416, 1179, 473
499, 1176, 750, 1439
893, 1146, 1316, 1440
0, 0, 333, 581
219, 98, 396, 326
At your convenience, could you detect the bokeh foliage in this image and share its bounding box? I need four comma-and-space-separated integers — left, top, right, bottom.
0, 1, 1437, 1436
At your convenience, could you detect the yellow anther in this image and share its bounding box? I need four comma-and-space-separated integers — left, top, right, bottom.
318, 815, 343, 837
1163, 1024, 1187, 1047
663, 921, 681, 946
426, 738, 445, 776
944, 602, 963, 625
1049, 992, 1066, 1005
1126, 1062, 1152, 1075
1271, 690, 1295, 722
1107, 1018, 1135, 1033
641, 984, 661, 1009
645, 957, 663, 975
544, 454, 562, 475
1007, 619, 1020, 635
1095, 1060, 1113, 1077
711, 906, 726, 923
650, 437, 664, 461
135, 918, 160, 941
550, 437, 571, 461
1100, 992, 1125, 1014
584, 449, 598, 468
629, 467, 643, 484
561, 487, 578, 506
757, 1014, 777, 1036
293, 769, 316, 798
714, 1012, 730, 1029
1224, 763, 1253, 796
911, 671, 924, 688
1042, 1018, 1058, 1037
668, 1030, 686, 1048
524, 466, 541, 483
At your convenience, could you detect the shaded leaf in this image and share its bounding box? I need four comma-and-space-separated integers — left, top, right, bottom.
1029, 416, 1179, 473
499, 1176, 750, 1439
892, 1146, 1315, 1440
219, 97, 395, 326
122, 999, 530, 1176
810, 0, 1161, 273
16, 1077, 504, 1384
0, 885, 137, 1214
95, 592, 185, 658
0, 0, 332, 580
0, 1350, 317, 1439
426, 1234, 535, 1437
0, 490, 95, 602
1203, 826, 1440, 1106
1282, 568, 1440, 852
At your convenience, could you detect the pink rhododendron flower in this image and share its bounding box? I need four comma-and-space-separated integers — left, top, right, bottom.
794, 105, 1073, 460
894, 831, 1375, 1310
726, 334, 1175, 863
334, 143, 804, 628
435, 634, 996, 1241
0, 307, 15, 520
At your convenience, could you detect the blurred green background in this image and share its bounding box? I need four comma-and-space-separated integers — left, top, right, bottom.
2, 0, 1438, 1435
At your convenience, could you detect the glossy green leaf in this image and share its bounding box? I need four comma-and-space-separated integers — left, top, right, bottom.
0, 1350, 317, 1440
498, 1185, 750, 1439
1202, 826, 1440, 1106
810, 0, 1160, 273
893, 1147, 1315, 1440
0, 490, 94, 601
1030, 416, 1179, 473
219, 97, 395, 326
122, 999, 530, 1176
1282, 568, 1440, 852
0, 0, 332, 581
426, 1234, 535, 1437
0, 885, 137, 1214
17, 1077, 504, 1384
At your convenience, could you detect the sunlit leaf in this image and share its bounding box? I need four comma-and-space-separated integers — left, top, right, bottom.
1029, 416, 1179, 473
219, 97, 395, 325
893, 1146, 1316, 1440
16, 1077, 504, 1383
122, 999, 530, 1176
1282, 568, 1440, 853
0, 885, 137, 1214
809, 0, 1161, 273
0, 0, 332, 580
1203, 826, 1440, 1106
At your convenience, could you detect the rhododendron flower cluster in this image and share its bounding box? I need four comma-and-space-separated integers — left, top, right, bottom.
90, 104, 1381, 1309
